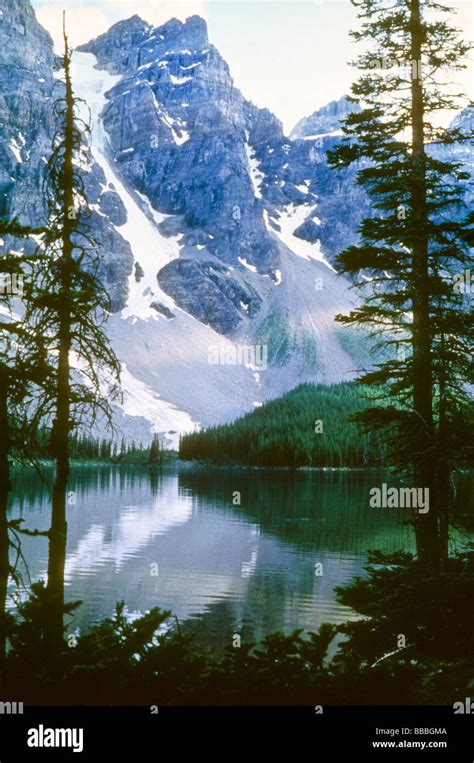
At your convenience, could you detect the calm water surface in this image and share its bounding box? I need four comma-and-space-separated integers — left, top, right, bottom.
8, 466, 472, 650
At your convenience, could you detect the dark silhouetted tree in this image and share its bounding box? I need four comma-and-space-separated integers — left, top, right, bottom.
327, 0, 473, 571
24, 16, 120, 649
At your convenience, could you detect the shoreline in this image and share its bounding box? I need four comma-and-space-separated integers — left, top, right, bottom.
10, 459, 474, 476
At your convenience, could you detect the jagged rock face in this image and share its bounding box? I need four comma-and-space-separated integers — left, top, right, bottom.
87, 205, 133, 311
78, 14, 152, 74
0, 0, 54, 226
80, 16, 282, 292
292, 136, 371, 261
157, 258, 262, 333
79, 21, 375, 329
284, 97, 371, 261
0, 0, 133, 311
99, 190, 127, 226
78, 16, 361, 333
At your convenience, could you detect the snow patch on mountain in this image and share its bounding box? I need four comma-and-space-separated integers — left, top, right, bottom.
120, 364, 197, 448
266, 203, 336, 272
170, 73, 193, 86
245, 142, 264, 199
301, 130, 343, 141
238, 257, 258, 273
9, 137, 23, 164
71, 52, 181, 323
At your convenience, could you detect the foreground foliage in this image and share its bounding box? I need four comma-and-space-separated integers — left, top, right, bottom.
4, 549, 473, 705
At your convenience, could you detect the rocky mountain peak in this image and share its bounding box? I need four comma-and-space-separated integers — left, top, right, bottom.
1, 0, 39, 20
450, 105, 473, 132
0, 0, 53, 69
291, 95, 359, 139
78, 14, 210, 75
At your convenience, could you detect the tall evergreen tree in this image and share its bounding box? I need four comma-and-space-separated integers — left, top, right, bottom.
24, 16, 120, 648
327, 0, 473, 571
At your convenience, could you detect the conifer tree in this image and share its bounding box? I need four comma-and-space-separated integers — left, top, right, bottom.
24, 16, 120, 648
327, 0, 473, 571
149, 434, 159, 465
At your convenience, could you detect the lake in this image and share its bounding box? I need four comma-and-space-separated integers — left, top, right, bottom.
7, 465, 472, 652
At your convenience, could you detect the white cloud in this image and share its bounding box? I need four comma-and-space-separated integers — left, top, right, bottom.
35, 4, 111, 49
34, 1, 208, 51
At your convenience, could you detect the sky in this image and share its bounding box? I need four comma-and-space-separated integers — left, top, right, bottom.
32, 0, 473, 134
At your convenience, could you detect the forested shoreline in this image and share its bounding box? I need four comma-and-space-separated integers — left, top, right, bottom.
179, 382, 391, 468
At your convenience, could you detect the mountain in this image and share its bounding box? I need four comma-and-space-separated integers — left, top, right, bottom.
78, 15, 321, 314
74, 13, 374, 443
291, 96, 359, 140
1, 4, 471, 446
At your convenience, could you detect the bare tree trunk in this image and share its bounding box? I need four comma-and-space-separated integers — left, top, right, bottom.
47, 365, 69, 649
436, 333, 450, 570
46, 19, 74, 649
410, 0, 439, 572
